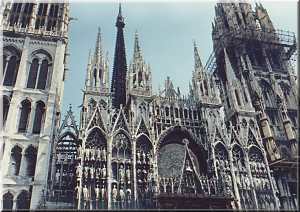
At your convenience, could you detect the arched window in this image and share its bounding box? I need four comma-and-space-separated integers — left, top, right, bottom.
99, 68, 103, 81
27, 51, 52, 90
9, 3, 22, 26
3, 46, 21, 87
204, 80, 208, 95
3, 96, 10, 127
175, 108, 179, 118
93, 68, 97, 87
184, 109, 188, 119
2, 192, 14, 210
235, 89, 242, 106
32, 101, 46, 134
10, 146, 22, 175
16, 190, 31, 209
25, 146, 37, 177
37, 59, 49, 89
20, 3, 34, 28
26, 58, 39, 88
165, 107, 169, 117
18, 100, 31, 133
35, 3, 48, 29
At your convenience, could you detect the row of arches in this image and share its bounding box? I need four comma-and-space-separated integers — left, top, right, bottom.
2, 190, 31, 210
154, 104, 200, 121
3, 46, 52, 90
9, 145, 37, 177
3, 96, 46, 134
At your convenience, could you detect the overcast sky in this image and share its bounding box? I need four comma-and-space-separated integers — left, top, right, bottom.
63, 1, 297, 121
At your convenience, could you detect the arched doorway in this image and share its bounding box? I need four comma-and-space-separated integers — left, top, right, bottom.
2, 192, 13, 209
16, 190, 31, 209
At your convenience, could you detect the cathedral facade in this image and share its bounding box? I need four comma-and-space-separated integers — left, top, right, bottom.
1, 2, 298, 210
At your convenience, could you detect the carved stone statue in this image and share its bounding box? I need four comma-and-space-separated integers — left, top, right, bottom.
101, 164, 106, 178
137, 151, 141, 164
101, 148, 106, 161
142, 151, 146, 164
55, 169, 60, 183
112, 184, 118, 202
101, 185, 106, 200
126, 187, 132, 200
126, 166, 131, 182
96, 148, 101, 160
90, 166, 94, 179
119, 164, 125, 182
85, 148, 90, 160
90, 148, 95, 161
83, 185, 89, 201
95, 185, 100, 199
119, 187, 125, 201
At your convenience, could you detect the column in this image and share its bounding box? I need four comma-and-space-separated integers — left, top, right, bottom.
262, 150, 280, 209
132, 136, 137, 201
14, 36, 30, 89
228, 149, 241, 209
19, 149, 27, 177
27, 103, 36, 135
244, 150, 259, 209
107, 135, 112, 209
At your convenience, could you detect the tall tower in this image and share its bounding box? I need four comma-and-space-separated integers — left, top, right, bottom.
1, 2, 70, 209
128, 31, 152, 97
111, 4, 128, 109
211, 2, 298, 210
80, 28, 110, 129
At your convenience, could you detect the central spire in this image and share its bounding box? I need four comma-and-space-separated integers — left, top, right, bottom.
111, 3, 128, 109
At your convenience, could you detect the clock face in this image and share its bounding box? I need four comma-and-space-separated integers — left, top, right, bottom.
158, 143, 185, 178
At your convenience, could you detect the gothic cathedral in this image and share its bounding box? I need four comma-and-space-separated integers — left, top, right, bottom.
1, 2, 298, 210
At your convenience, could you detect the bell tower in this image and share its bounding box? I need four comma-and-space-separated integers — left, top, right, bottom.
1, 1, 70, 209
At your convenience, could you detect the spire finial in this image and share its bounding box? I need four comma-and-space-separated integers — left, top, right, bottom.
118, 2, 122, 17
133, 30, 142, 59
95, 27, 102, 60
193, 41, 203, 72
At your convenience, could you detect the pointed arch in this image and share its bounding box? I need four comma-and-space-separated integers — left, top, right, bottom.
86, 127, 107, 149
87, 106, 106, 131
136, 134, 153, 153
16, 190, 31, 209
18, 99, 31, 133
24, 145, 38, 177
2, 45, 21, 87
136, 118, 150, 137
157, 126, 207, 174
32, 101, 46, 134
2, 191, 14, 210
10, 145, 22, 175
3, 95, 10, 127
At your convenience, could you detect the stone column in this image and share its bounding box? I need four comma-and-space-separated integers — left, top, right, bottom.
27, 103, 36, 135
19, 149, 27, 177
107, 135, 112, 209
262, 150, 280, 209
244, 149, 259, 209
228, 148, 241, 209
14, 37, 30, 89
12, 199, 17, 210
132, 136, 137, 201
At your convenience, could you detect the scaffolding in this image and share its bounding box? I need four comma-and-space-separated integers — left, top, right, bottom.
205, 26, 297, 73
